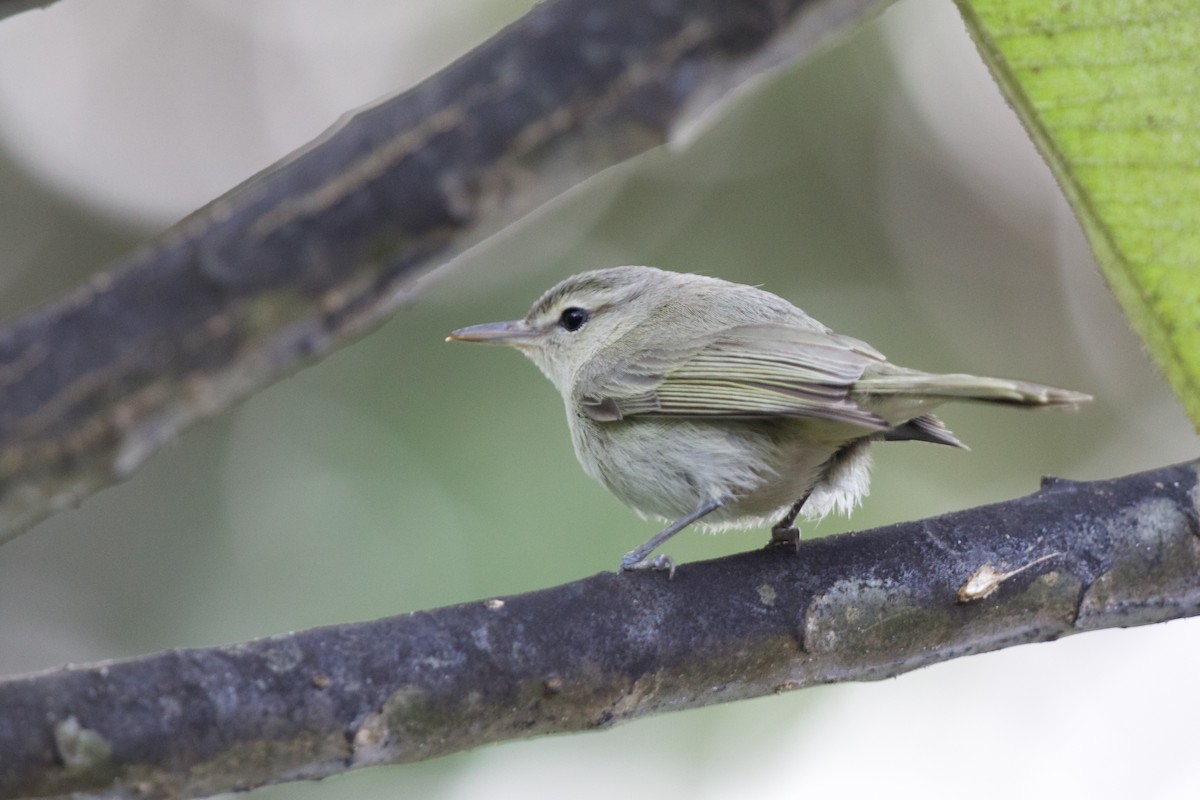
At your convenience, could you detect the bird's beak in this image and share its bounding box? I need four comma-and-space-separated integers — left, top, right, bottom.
446, 320, 536, 346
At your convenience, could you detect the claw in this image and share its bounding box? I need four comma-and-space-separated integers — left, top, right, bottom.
649, 554, 676, 579
617, 498, 724, 578
619, 552, 677, 580
768, 525, 800, 552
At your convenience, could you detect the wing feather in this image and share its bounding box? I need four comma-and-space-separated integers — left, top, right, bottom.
578, 324, 890, 430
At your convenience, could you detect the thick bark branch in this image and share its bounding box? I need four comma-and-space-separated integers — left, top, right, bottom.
0, 0, 55, 25
0, 0, 885, 542
2, 461, 1197, 800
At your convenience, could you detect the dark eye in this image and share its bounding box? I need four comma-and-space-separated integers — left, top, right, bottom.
558, 307, 589, 332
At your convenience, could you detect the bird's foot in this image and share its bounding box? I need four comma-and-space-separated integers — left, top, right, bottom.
619, 552, 677, 580
768, 524, 800, 553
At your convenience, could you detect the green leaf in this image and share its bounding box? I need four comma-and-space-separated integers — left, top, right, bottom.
956, 0, 1200, 426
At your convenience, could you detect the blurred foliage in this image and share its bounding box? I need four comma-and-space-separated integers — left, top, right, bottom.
958, 0, 1200, 427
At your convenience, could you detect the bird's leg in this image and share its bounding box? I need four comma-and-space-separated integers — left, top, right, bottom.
769, 491, 811, 552
620, 498, 725, 578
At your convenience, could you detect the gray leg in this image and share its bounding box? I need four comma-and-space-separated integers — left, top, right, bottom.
769, 491, 811, 551
620, 498, 725, 576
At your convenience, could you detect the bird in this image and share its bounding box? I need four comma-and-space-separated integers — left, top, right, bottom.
448, 266, 1090, 576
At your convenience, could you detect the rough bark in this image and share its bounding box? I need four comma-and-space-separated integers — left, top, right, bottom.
1, 461, 1196, 800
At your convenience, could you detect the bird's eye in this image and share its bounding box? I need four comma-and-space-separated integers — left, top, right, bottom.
558, 307, 589, 332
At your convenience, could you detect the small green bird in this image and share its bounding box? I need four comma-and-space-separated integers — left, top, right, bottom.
449, 266, 1090, 575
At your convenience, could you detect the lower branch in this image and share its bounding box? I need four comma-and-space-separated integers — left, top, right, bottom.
2, 460, 1197, 799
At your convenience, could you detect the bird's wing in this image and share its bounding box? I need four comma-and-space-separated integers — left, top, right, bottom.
577, 323, 892, 430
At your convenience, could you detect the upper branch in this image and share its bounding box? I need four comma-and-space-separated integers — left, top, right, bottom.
0, 0, 884, 542
1, 461, 1197, 799
0, 0, 55, 26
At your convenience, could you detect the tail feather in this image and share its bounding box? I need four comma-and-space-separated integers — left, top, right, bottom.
883, 414, 968, 448
857, 372, 1091, 409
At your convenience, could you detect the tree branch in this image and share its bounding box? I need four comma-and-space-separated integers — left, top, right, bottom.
2, 460, 1196, 799
0, 0, 55, 26
0, 0, 886, 543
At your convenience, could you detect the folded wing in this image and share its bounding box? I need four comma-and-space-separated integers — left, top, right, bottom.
577, 324, 892, 430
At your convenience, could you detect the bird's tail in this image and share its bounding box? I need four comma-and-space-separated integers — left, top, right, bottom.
857, 371, 1091, 409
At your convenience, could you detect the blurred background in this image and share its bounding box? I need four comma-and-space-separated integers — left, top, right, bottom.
0, 1, 1196, 798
